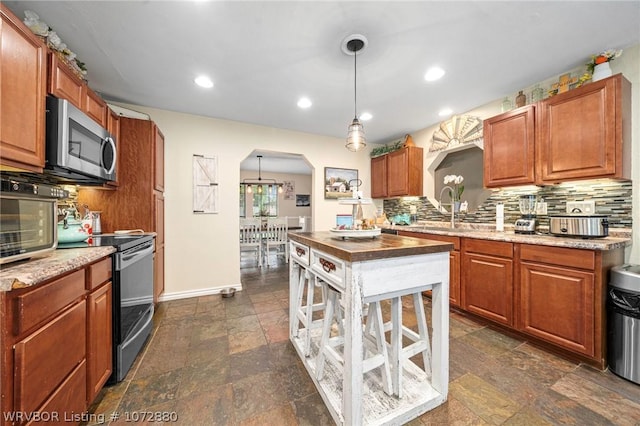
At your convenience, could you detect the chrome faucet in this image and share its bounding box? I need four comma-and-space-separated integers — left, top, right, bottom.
439, 185, 456, 228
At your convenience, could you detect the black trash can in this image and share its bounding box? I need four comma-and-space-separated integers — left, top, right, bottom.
608, 264, 640, 385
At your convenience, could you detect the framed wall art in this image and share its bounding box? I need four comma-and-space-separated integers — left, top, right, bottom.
324, 167, 357, 199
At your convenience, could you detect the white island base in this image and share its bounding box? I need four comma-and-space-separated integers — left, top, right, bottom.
288, 232, 451, 425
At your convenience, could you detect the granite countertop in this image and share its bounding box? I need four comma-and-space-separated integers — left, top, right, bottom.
289, 231, 453, 263
0, 247, 116, 292
384, 221, 632, 251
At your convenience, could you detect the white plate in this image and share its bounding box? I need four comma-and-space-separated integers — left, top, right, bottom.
329, 228, 381, 239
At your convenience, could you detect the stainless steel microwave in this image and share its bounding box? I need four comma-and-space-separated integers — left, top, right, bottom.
45, 95, 116, 183
0, 178, 68, 265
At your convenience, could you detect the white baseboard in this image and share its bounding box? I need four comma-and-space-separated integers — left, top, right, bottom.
158, 284, 243, 302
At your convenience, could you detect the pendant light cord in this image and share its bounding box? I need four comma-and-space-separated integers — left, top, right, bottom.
353, 48, 358, 118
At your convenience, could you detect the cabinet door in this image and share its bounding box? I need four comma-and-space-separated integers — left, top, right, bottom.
154, 125, 165, 192
14, 300, 86, 414
519, 262, 595, 356
0, 4, 46, 172
387, 147, 423, 197
154, 245, 165, 304
538, 75, 620, 182
47, 51, 84, 109
370, 155, 388, 198
87, 282, 112, 403
483, 105, 536, 187
462, 252, 513, 326
82, 85, 107, 127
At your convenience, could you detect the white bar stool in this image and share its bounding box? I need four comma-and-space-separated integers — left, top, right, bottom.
385, 292, 432, 398
315, 285, 393, 396
291, 265, 327, 357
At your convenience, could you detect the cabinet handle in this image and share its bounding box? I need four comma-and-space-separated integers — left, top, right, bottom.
320, 258, 336, 273
296, 247, 306, 257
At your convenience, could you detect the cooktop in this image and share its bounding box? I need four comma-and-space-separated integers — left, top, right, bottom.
57, 234, 154, 251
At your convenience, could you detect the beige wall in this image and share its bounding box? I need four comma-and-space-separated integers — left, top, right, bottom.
116, 42, 639, 299
111, 105, 377, 300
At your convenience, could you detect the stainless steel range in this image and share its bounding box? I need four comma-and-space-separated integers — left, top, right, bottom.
59, 233, 155, 383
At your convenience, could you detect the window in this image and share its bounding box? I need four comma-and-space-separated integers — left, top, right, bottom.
252, 185, 278, 217
239, 185, 246, 217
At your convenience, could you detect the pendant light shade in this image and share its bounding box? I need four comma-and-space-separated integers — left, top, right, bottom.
344, 36, 367, 152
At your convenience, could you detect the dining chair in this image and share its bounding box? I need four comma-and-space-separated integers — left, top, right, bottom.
264, 217, 289, 266
240, 218, 263, 267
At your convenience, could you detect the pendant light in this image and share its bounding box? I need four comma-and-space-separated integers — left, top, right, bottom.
241, 155, 284, 193
344, 36, 367, 152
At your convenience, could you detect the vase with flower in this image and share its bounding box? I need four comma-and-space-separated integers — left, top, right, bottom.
587, 49, 622, 82
443, 174, 464, 212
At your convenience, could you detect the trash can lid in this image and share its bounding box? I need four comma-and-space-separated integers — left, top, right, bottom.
610, 264, 640, 293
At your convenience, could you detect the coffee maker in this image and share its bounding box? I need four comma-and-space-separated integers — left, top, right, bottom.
514, 195, 537, 234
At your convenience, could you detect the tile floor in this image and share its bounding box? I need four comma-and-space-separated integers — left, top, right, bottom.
87, 256, 640, 425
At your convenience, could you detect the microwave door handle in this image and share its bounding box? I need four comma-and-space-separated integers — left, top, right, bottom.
103, 136, 117, 174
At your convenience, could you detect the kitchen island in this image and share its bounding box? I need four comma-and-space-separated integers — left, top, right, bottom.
288, 231, 453, 425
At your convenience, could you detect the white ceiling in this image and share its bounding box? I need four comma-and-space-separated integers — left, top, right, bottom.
5, 1, 640, 173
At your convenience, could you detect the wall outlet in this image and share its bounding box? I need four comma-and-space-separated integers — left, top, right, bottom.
536, 202, 547, 215
566, 200, 596, 214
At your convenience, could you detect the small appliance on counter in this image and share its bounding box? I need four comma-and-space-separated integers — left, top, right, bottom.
514, 194, 538, 234
549, 215, 609, 238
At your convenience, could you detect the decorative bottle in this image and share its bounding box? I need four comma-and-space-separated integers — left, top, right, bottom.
501, 97, 512, 113
515, 90, 526, 108
531, 84, 544, 102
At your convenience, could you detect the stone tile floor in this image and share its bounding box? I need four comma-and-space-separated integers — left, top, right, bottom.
87, 256, 640, 425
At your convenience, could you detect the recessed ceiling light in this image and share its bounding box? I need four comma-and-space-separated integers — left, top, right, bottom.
438, 108, 453, 117
359, 112, 372, 121
424, 66, 445, 82
194, 75, 213, 88
297, 97, 312, 109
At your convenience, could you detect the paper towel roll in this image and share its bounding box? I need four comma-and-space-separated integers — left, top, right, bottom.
496, 204, 504, 231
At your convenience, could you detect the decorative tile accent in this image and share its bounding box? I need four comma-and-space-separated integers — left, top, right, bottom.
384, 179, 632, 228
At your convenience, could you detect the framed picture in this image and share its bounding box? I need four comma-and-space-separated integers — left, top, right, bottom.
324, 167, 358, 199
283, 180, 295, 200
296, 194, 310, 207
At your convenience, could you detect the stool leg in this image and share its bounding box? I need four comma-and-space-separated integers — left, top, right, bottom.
316, 290, 338, 380
413, 292, 432, 376
303, 270, 314, 356
390, 296, 403, 397
370, 301, 393, 396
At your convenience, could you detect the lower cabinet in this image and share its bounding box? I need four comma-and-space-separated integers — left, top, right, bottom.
461, 239, 514, 326
1, 255, 113, 423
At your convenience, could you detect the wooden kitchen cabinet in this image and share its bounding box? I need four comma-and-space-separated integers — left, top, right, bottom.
538, 74, 631, 183
86, 257, 112, 403
0, 4, 47, 172
461, 239, 514, 326
518, 244, 623, 368
483, 74, 631, 188
82, 85, 108, 128
483, 105, 536, 187
47, 49, 84, 110
370, 146, 423, 198
397, 231, 461, 307
78, 117, 165, 301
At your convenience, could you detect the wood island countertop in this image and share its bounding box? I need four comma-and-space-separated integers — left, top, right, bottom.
288, 231, 453, 263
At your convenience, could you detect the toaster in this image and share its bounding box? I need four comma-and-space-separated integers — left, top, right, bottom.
549, 215, 609, 238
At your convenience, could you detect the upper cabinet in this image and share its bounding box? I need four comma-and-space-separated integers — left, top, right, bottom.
483, 105, 536, 188
0, 4, 47, 172
538, 74, 631, 183
371, 146, 423, 198
483, 74, 631, 188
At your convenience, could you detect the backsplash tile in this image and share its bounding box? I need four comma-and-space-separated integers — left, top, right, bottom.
383, 179, 632, 228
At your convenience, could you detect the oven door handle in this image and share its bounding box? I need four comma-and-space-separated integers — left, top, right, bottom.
118, 243, 155, 270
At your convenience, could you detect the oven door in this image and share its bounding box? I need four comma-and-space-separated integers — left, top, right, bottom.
112, 238, 155, 382
0, 195, 57, 264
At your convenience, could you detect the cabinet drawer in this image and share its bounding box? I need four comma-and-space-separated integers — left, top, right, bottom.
422, 233, 460, 251
14, 269, 85, 335
87, 257, 112, 290
14, 300, 86, 414
463, 238, 513, 258
290, 241, 310, 266
520, 244, 595, 270
310, 249, 345, 292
